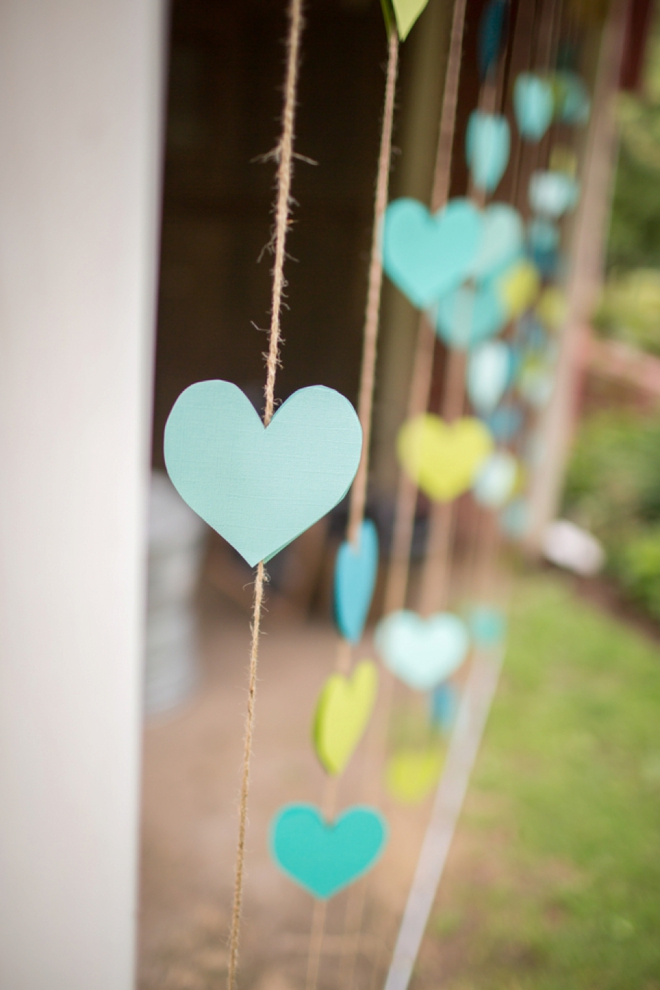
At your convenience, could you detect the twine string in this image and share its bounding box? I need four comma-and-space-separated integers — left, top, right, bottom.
227, 2, 304, 988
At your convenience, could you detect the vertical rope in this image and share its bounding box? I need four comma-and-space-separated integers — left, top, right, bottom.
227, 2, 304, 987
347, 30, 400, 546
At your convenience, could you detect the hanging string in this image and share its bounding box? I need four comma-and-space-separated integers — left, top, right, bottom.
227, 1, 304, 987
347, 29, 400, 546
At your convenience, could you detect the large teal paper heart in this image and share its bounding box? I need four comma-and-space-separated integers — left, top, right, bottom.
334, 519, 379, 643
514, 73, 554, 142
382, 198, 482, 309
528, 170, 580, 219
375, 609, 469, 691
472, 203, 524, 281
467, 340, 513, 416
436, 281, 508, 350
164, 382, 362, 567
466, 112, 510, 193
270, 803, 388, 899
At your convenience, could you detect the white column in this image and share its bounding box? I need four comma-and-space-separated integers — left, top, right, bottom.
0, 1, 165, 987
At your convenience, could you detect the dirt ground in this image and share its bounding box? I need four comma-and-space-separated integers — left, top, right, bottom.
138, 585, 440, 990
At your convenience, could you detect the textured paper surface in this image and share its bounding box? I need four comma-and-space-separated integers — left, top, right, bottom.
466, 111, 510, 193
164, 381, 362, 567
313, 660, 378, 776
375, 610, 469, 691
397, 414, 493, 502
270, 803, 388, 899
467, 340, 512, 416
334, 519, 379, 643
391, 0, 429, 39
514, 73, 554, 141
436, 280, 508, 349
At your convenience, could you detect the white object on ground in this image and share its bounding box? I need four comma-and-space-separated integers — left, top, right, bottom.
542, 519, 605, 576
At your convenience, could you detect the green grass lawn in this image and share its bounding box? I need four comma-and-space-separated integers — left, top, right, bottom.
421, 574, 660, 990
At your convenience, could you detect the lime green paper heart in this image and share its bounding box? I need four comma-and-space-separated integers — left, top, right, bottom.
386, 748, 443, 804
397, 414, 493, 502
313, 660, 378, 776
391, 0, 429, 39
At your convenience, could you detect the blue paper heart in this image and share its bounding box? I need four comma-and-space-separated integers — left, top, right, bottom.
514, 73, 554, 141
436, 281, 508, 350
529, 170, 580, 218
382, 198, 482, 308
430, 682, 459, 731
164, 382, 362, 567
467, 340, 513, 416
472, 203, 524, 281
500, 497, 529, 539
466, 112, 510, 193
554, 71, 590, 125
375, 610, 469, 691
478, 0, 508, 80
469, 606, 507, 647
270, 803, 388, 899
485, 404, 523, 442
334, 519, 379, 643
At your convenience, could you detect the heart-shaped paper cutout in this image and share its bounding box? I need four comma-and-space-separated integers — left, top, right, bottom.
535, 287, 567, 331
514, 73, 554, 141
495, 261, 540, 318
334, 519, 378, 643
472, 203, 524, 281
313, 660, 378, 776
466, 112, 510, 193
270, 803, 387, 899
467, 340, 513, 416
386, 748, 443, 803
486, 404, 523, 442
430, 681, 459, 731
397, 414, 493, 502
529, 170, 580, 218
554, 71, 590, 125
469, 605, 507, 647
164, 382, 362, 567
382, 198, 482, 309
473, 450, 518, 507
436, 281, 509, 350
375, 609, 469, 691
527, 218, 561, 278
500, 497, 529, 539
478, 0, 508, 80
391, 0, 429, 39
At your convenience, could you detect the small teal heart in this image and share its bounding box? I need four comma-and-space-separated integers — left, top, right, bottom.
554, 71, 590, 125
375, 610, 469, 691
466, 112, 510, 193
334, 519, 379, 643
436, 281, 508, 350
472, 203, 524, 281
514, 73, 554, 141
164, 382, 362, 568
382, 198, 482, 309
270, 803, 388, 899
430, 681, 459, 732
486, 403, 523, 442
473, 450, 518, 507
467, 340, 513, 416
469, 606, 507, 647
529, 170, 580, 219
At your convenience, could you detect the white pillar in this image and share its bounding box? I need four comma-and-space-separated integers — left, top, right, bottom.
0, 1, 165, 987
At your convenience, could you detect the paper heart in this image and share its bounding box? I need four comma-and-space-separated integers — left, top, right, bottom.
436, 281, 509, 350
495, 261, 540, 318
469, 605, 507, 647
386, 748, 443, 804
554, 71, 590, 125
382, 198, 482, 309
467, 340, 513, 416
164, 382, 361, 567
270, 803, 387, 899
313, 660, 378, 776
397, 414, 493, 502
391, 0, 429, 39
472, 203, 524, 281
486, 404, 523, 442
430, 681, 459, 731
334, 519, 378, 643
529, 170, 580, 218
519, 362, 555, 408
375, 609, 469, 691
466, 112, 510, 193
535, 287, 567, 332
514, 73, 554, 141
500, 497, 529, 539
473, 450, 518, 507
527, 218, 561, 278
478, 0, 508, 80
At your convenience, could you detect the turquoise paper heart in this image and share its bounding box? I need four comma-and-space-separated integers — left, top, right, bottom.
375, 610, 469, 691
430, 681, 459, 731
529, 170, 580, 219
473, 451, 518, 507
164, 382, 362, 567
500, 497, 529, 540
466, 112, 510, 193
486, 404, 523, 442
478, 0, 508, 80
467, 340, 512, 416
270, 803, 388, 899
472, 204, 524, 281
514, 73, 554, 141
469, 606, 507, 647
436, 281, 508, 350
334, 519, 379, 643
382, 198, 482, 308
554, 71, 590, 125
